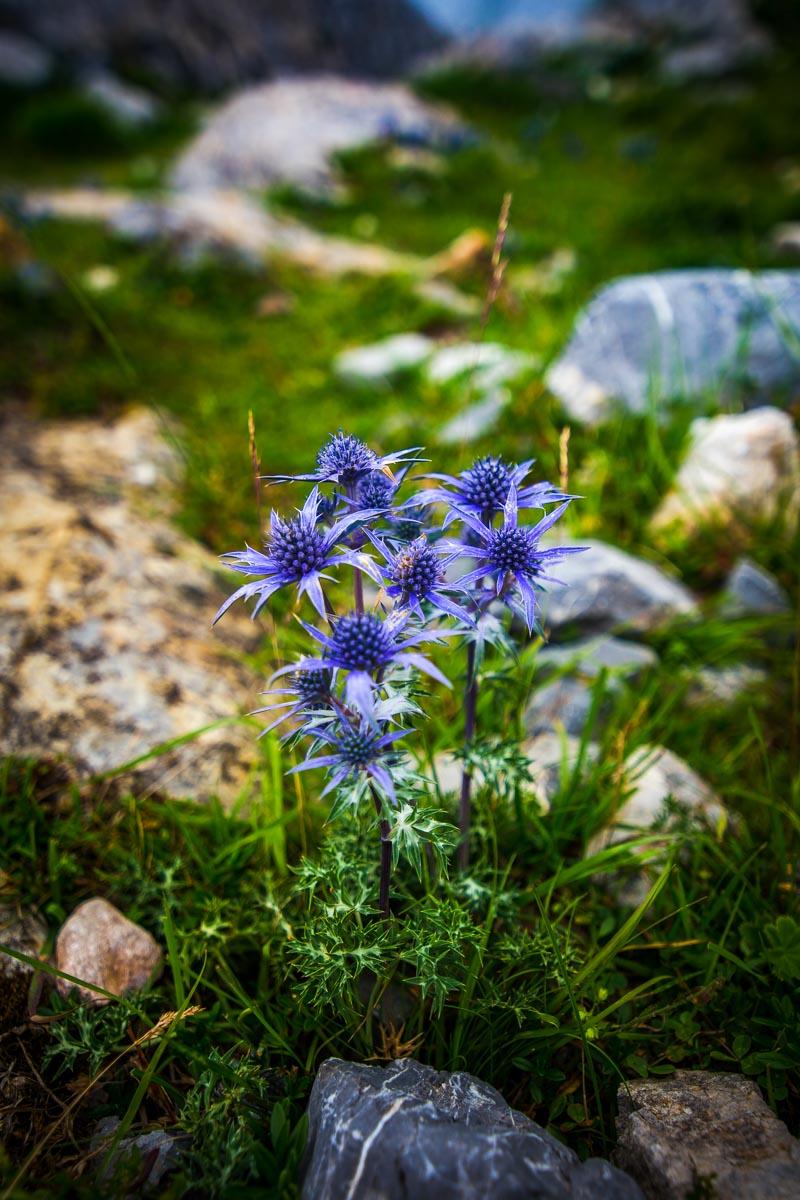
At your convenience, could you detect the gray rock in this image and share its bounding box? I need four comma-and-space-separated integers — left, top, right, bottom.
0, 406, 261, 802
55, 898, 162, 1005
171, 77, 466, 195
524, 638, 657, 736
1, 0, 444, 92
651, 408, 800, 535
524, 676, 595, 737
0, 906, 47, 1031
720, 557, 791, 618
541, 542, 698, 635
615, 1070, 800, 1199
92, 1117, 188, 1192
82, 72, 160, 126
523, 733, 599, 811
335, 333, 433, 386
547, 271, 800, 424
686, 664, 768, 707
0, 31, 52, 87
590, 745, 726, 856
773, 223, 800, 261
537, 636, 659, 680
301, 1057, 644, 1199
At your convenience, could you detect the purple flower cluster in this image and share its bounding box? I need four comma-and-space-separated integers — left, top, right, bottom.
214, 430, 579, 899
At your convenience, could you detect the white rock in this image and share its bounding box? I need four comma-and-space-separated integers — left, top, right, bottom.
425, 341, 536, 387
335, 333, 433, 386
541, 541, 698, 634
591, 745, 726, 854
171, 76, 467, 196
720, 556, 791, 617
652, 407, 800, 534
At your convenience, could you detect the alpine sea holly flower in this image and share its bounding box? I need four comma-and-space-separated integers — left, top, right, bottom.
288, 713, 408, 804
250, 664, 334, 738
213, 486, 380, 624
418, 455, 569, 527
453, 485, 582, 634
366, 531, 474, 623
266, 431, 423, 488
284, 609, 452, 715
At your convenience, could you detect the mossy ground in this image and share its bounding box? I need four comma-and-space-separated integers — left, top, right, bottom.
0, 27, 799, 1199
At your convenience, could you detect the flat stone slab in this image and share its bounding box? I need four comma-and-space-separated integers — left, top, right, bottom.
171, 76, 468, 196
615, 1070, 800, 1199
0, 407, 260, 802
540, 542, 698, 635
537, 636, 659, 679
301, 1058, 644, 1199
547, 271, 800, 424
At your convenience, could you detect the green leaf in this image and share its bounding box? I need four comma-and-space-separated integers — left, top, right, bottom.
763, 916, 800, 982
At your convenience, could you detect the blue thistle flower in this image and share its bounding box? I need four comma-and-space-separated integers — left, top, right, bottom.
453, 486, 583, 633
366, 531, 474, 623
419, 455, 569, 527
213, 487, 381, 624
356, 469, 398, 510
251, 664, 334, 737
276, 609, 452, 716
267, 431, 423, 487
288, 713, 408, 803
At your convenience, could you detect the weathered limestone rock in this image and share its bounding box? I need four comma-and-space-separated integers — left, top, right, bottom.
171, 77, 467, 195
335, 333, 434, 386
92, 1117, 188, 1191
55, 898, 162, 1005
522, 732, 599, 811
652, 408, 800, 535
0, 406, 260, 802
547, 271, 800, 424
0, 905, 47, 1031
536, 636, 659, 680
301, 1058, 644, 1199
0, 31, 52, 87
540, 542, 698, 636
615, 1071, 800, 1199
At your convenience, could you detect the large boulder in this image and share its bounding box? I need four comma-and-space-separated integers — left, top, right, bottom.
0, 0, 445, 91
547, 271, 800, 425
301, 1058, 644, 1199
171, 76, 467, 195
615, 1070, 800, 1198
0, 406, 260, 802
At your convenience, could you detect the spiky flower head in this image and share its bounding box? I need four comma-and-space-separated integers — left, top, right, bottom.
213, 487, 380, 624
265, 431, 423, 488
288, 713, 408, 803
251, 663, 334, 737
357, 469, 397, 510
419, 455, 569, 526
366, 531, 474, 623
280, 609, 452, 717
453, 485, 583, 633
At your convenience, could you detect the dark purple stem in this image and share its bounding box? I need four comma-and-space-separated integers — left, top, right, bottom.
372, 787, 391, 918
458, 640, 477, 871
